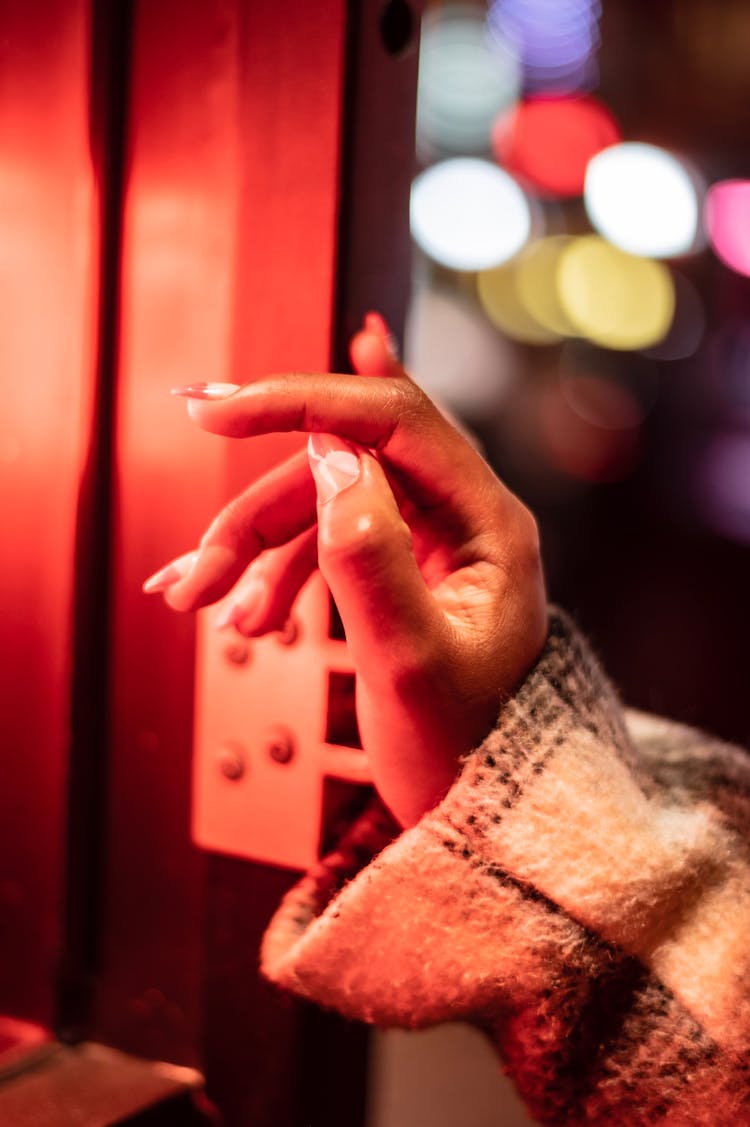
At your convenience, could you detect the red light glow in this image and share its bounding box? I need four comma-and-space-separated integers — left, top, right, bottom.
492, 95, 620, 198
539, 375, 643, 482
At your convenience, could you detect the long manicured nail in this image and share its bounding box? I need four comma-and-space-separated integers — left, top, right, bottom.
214, 577, 266, 632
142, 550, 198, 594
214, 600, 242, 631
170, 382, 241, 400
307, 433, 360, 504
364, 311, 399, 359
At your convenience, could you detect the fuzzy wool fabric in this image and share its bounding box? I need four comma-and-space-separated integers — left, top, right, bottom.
261, 610, 750, 1125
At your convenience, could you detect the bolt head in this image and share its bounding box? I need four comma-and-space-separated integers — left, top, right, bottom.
276, 617, 299, 646
267, 728, 295, 765
224, 639, 251, 665
217, 743, 246, 781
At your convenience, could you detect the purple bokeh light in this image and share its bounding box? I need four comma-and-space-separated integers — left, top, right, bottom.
488, 0, 601, 94
696, 434, 750, 544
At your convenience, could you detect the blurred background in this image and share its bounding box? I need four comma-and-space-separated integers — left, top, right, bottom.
404, 0, 750, 750
378, 6, 750, 1120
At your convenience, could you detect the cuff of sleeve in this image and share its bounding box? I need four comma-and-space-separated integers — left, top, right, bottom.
259, 609, 721, 1029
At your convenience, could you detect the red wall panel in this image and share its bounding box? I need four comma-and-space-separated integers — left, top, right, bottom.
0, 1, 419, 1120
0, 0, 98, 1029
99, 0, 350, 1066
96, 0, 241, 1062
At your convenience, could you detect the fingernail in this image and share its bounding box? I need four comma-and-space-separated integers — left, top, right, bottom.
214, 600, 242, 631
142, 550, 198, 594
170, 382, 241, 400
364, 311, 399, 359
307, 433, 360, 504
214, 578, 266, 632
365, 311, 389, 337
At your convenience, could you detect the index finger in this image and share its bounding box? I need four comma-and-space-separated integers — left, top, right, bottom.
178, 374, 510, 521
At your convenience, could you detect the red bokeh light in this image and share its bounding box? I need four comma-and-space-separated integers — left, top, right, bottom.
539, 376, 643, 482
492, 95, 621, 198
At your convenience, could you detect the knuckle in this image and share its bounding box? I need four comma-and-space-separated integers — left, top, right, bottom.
399, 378, 432, 418
202, 497, 264, 554
207, 497, 242, 540
382, 379, 433, 439
321, 506, 411, 567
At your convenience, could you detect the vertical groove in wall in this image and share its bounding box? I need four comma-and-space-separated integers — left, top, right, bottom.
56, 0, 134, 1043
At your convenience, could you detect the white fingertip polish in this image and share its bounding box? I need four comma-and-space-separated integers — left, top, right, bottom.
307, 433, 360, 504
143, 550, 199, 593
214, 577, 266, 632
214, 601, 240, 631
170, 382, 241, 399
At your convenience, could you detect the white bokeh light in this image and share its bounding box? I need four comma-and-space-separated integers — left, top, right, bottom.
410, 158, 532, 271
417, 6, 521, 156
584, 142, 702, 258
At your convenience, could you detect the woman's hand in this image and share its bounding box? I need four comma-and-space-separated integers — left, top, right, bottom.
144, 318, 547, 828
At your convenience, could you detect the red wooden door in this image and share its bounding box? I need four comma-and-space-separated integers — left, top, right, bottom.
1, 1, 419, 1123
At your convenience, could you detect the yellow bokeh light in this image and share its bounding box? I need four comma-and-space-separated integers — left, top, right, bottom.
477, 260, 561, 345
515, 236, 577, 338
557, 236, 675, 351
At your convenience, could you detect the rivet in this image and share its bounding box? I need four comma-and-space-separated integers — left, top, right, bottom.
217, 743, 246, 781
266, 728, 295, 765
224, 638, 251, 665
276, 617, 299, 646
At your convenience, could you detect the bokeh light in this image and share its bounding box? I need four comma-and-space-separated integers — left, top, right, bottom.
477, 257, 561, 345
695, 434, 750, 544
488, 0, 601, 95
704, 180, 750, 278
557, 236, 675, 350
560, 339, 660, 419
584, 142, 702, 258
410, 158, 532, 271
515, 236, 577, 336
416, 5, 521, 157
405, 286, 515, 421
493, 95, 620, 197
539, 373, 643, 482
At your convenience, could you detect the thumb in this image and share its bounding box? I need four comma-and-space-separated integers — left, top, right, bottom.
307, 433, 444, 679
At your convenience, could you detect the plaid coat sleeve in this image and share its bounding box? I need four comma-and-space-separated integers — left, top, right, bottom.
260, 610, 750, 1125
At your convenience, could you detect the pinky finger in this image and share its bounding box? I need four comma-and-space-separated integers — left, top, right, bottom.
349, 312, 402, 378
